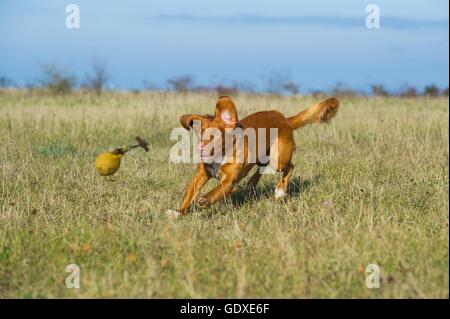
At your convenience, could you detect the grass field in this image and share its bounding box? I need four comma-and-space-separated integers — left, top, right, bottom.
0, 91, 448, 298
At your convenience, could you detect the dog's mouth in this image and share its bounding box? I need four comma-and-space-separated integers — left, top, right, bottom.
197, 143, 217, 163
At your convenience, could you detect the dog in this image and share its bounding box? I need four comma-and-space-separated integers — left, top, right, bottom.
167, 96, 339, 217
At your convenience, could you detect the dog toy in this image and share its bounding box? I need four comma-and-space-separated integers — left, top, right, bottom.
95, 136, 149, 176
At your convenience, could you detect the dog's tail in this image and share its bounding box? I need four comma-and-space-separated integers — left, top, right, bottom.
287, 97, 339, 130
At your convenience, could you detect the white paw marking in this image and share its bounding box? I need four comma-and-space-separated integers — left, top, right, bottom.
166, 209, 181, 219
274, 188, 286, 199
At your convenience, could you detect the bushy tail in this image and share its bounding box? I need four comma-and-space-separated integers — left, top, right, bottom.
287, 97, 339, 130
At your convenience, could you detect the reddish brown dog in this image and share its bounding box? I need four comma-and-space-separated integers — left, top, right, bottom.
167, 96, 339, 217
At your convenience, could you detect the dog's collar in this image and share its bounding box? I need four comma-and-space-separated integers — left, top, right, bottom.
204, 162, 221, 179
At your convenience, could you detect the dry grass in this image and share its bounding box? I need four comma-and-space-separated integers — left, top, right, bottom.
0, 91, 448, 298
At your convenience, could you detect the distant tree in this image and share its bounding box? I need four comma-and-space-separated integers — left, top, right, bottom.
25, 82, 36, 93
331, 82, 360, 97
400, 86, 418, 98
310, 90, 327, 98
142, 80, 158, 91
0, 76, 14, 88
282, 82, 300, 95
214, 84, 238, 96
441, 87, 449, 97
39, 63, 76, 94
167, 75, 194, 92
190, 85, 210, 93
423, 84, 440, 97
83, 60, 109, 94
371, 84, 390, 97
234, 81, 256, 94
262, 69, 299, 95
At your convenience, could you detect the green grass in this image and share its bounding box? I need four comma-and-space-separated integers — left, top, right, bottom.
0, 91, 448, 298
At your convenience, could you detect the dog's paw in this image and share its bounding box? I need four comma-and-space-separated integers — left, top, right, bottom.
166, 209, 181, 219
274, 187, 287, 200
196, 196, 209, 208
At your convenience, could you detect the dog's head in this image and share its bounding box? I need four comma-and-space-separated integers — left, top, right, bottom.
180, 96, 238, 163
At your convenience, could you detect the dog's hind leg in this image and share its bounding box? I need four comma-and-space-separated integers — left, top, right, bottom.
247, 166, 264, 189
275, 163, 294, 199
268, 132, 295, 199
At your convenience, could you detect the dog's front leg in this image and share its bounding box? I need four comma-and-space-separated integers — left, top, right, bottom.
196, 175, 235, 208
177, 164, 210, 214
196, 165, 241, 208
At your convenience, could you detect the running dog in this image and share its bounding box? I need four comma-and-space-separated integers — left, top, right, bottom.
167, 96, 339, 217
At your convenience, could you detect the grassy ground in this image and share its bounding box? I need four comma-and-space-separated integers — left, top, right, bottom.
0, 91, 448, 298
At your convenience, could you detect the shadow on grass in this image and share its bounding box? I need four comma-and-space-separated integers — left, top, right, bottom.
199, 175, 321, 218
230, 175, 320, 208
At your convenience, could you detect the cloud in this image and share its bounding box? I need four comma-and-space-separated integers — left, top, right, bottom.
156, 14, 449, 30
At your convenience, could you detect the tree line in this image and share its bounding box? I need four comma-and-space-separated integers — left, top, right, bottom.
0, 64, 448, 98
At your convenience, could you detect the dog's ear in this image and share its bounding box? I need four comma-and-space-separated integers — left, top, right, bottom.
214, 96, 238, 127
180, 114, 202, 130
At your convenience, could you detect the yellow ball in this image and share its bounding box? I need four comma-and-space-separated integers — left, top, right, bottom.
95, 152, 122, 176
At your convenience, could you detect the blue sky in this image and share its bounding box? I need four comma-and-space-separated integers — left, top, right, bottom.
0, 0, 448, 92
